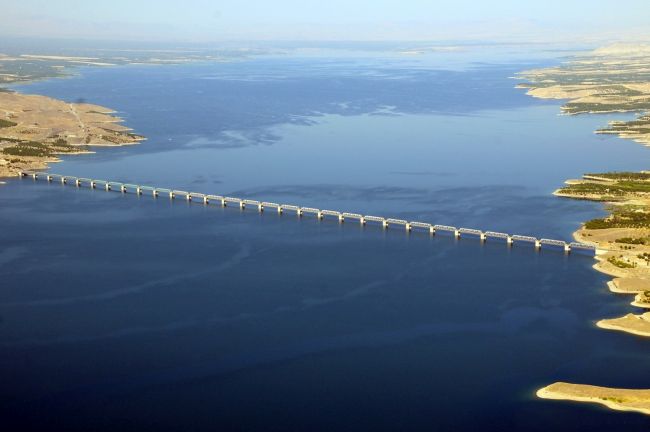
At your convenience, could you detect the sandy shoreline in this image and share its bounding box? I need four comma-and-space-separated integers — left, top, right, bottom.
521, 44, 650, 415
537, 382, 650, 415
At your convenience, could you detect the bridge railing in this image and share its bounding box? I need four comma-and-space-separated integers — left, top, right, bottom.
281, 204, 301, 215
20, 172, 596, 256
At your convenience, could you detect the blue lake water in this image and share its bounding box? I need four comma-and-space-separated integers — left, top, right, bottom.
2, 48, 650, 431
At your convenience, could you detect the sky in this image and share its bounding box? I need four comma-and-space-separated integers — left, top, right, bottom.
2, 0, 650, 43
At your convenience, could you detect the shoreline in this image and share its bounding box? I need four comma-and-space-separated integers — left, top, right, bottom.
520, 44, 650, 415
537, 383, 650, 416
0, 90, 144, 179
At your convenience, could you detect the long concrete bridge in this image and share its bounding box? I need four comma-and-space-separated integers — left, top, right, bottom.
19, 171, 597, 255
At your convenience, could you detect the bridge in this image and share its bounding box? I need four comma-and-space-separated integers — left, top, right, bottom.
19, 171, 597, 255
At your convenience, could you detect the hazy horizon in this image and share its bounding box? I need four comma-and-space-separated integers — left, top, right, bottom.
2, 0, 650, 44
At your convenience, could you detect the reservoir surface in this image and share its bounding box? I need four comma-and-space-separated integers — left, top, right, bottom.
2, 46, 650, 431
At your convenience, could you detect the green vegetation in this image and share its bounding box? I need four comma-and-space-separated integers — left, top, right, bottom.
564, 101, 650, 115
598, 115, 650, 135
585, 207, 650, 229
601, 396, 625, 404
607, 256, 637, 268
615, 237, 647, 245
0, 119, 17, 128
0, 136, 25, 143
584, 172, 650, 181
559, 181, 650, 198
638, 291, 650, 303
1, 141, 52, 157
0, 137, 82, 158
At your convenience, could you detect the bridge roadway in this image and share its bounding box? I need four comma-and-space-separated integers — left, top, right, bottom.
19, 171, 597, 255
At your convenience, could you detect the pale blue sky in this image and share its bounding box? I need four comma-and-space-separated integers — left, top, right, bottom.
2, 0, 650, 42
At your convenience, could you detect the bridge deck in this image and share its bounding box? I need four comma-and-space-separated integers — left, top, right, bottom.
19, 171, 595, 255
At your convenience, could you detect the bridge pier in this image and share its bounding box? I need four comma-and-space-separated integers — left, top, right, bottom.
26, 172, 590, 256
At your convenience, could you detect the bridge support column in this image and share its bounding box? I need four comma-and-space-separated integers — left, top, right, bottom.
32, 173, 37, 180
507, 236, 513, 246
297, 209, 302, 217
360, 217, 366, 225
48, 175, 53, 182
75, 179, 81, 187
317, 211, 323, 220
535, 240, 541, 250
120, 185, 126, 193
239, 201, 245, 209
258, 203, 263, 212
136, 187, 142, 195
153, 190, 158, 198
429, 226, 435, 236
277, 206, 283, 214
564, 244, 571, 254
61, 177, 66, 184
338, 214, 344, 223
105, 183, 110, 191
19, 171, 26, 177
480, 232, 486, 242
204, 196, 209, 205
382, 220, 388, 229
187, 194, 191, 202
90, 180, 95, 189
454, 230, 460, 239
405, 223, 412, 232
169, 191, 174, 199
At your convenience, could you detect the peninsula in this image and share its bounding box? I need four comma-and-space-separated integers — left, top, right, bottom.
519, 44, 650, 415
0, 91, 144, 178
